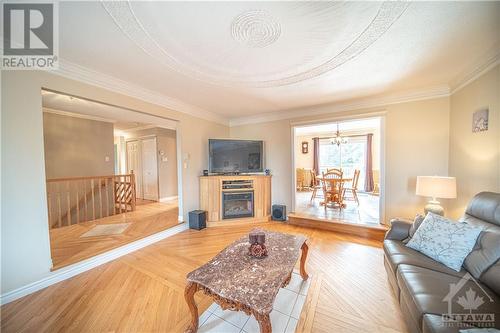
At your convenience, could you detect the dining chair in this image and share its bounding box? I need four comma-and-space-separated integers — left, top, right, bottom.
343, 169, 361, 205
296, 168, 305, 191
309, 170, 322, 202
322, 169, 344, 209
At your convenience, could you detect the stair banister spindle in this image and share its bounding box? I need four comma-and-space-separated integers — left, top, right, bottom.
46, 174, 137, 229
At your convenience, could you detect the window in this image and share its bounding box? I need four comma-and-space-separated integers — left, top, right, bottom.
319, 136, 367, 190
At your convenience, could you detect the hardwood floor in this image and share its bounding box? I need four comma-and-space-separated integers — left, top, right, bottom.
1, 222, 407, 333
288, 214, 387, 241
49, 200, 179, 270
295, 191, 380, 225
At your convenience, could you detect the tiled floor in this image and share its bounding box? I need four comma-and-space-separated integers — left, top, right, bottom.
295, 190, 380, 225
198, 271, 310, 333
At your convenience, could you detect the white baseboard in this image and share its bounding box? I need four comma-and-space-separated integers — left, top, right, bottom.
0, 223, 188, 306
159, 196, 178, 202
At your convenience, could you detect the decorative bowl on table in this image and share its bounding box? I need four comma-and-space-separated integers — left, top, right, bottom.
248, 230, 268, 258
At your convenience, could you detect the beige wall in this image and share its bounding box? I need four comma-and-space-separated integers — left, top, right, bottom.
448, 65, 500, 219
2, 65, 498, 298
43, 112, 115, 178
385, 98, 450, 219
231, 97, 450, 222
295, 135, 315, 170
1, 70, 228, 295
157, 129, 178, 199
121, 127, 178, 199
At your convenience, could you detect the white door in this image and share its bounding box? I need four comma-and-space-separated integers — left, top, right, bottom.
126, 140, 143, 199
141, 137, 159, 201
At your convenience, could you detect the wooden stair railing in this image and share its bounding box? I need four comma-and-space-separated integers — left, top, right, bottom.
46, 173, 136, 229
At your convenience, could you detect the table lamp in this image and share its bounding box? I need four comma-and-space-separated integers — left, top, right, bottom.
416, 176, 456, 216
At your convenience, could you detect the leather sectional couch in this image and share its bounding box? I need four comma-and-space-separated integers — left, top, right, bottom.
384, 192, 500, 333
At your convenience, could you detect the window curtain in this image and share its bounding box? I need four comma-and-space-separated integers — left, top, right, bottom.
364, 133, 374, 192
313, 137, 320, 175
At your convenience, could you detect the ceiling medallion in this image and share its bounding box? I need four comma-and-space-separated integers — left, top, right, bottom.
230, 10, 281, 48
102, 1, 410, 88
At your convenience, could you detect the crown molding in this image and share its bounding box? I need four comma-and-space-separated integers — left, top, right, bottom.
449, 46, 500, 95
229, 85, 450, 127
53, 60, 229, 126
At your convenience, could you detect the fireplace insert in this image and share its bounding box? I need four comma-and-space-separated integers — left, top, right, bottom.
222, 191, 254, 219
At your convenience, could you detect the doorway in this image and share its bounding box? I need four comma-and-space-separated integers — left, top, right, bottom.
41, 89, 182, 269
292, 116, 384, 226
126, 137, 159, 201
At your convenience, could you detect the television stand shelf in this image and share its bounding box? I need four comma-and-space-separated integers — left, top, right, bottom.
200, 175, 272, 225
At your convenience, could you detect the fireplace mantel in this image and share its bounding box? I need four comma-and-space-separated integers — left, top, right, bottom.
199, 175, 271, 226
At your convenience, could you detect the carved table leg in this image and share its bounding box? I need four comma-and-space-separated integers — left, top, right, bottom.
300, 242, 309, 280
256, 312, 272, 333
184, 281, 199, 333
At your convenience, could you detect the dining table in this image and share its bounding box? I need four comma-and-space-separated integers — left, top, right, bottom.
316, 176, 353, 208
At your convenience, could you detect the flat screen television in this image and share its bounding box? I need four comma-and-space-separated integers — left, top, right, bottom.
209, 139, 264, 174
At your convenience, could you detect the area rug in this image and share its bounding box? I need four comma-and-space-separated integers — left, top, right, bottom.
197, 270, 310, 333
80, 223, 131, 238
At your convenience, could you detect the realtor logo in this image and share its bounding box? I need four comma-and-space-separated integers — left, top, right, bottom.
442, 272, 495, 328
2, 2, 58, 69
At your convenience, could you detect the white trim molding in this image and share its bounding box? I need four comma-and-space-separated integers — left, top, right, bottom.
450, 46, 500, 94
0, 223, 188, 306
50, 46, 498, 129
55, 60, 229, 126
229, 85, 450, 127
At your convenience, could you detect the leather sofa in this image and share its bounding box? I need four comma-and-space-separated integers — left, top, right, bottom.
384, 192, 500, 333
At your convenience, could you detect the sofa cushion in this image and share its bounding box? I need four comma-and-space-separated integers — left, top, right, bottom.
406, 214, 426, 242
406, 213, 483, 271
384, 240, 465, 278
480, 260, 500, 295
386, 218, 413, 241
463, 192, 500, 226
397, 265, 500, 330
422, 314, 474, 333
464, 228, 500, 279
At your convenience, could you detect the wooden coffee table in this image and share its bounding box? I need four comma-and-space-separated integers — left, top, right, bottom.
184, 230, 309, 333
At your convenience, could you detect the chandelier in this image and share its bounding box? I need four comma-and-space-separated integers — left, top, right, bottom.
330, 123, 348, 146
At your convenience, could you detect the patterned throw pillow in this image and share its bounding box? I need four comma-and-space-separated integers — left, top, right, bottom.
406, 212, 483, 271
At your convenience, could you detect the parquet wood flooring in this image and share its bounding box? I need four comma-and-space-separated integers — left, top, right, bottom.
2, 222, 407, 333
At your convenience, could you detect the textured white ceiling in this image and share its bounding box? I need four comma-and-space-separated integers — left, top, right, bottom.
57, 1, 500, 120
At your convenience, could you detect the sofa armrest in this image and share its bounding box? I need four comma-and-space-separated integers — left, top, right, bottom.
385, 218, 413, 241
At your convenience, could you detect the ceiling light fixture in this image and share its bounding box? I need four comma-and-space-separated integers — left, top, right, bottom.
330, 123, 348, 146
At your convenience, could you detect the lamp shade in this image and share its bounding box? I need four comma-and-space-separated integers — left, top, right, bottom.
416, 176, 456, 199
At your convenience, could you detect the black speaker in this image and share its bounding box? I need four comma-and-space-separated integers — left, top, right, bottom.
203, 170, 209, 176
189, 210, 206, 230
272, 205, 286, 221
